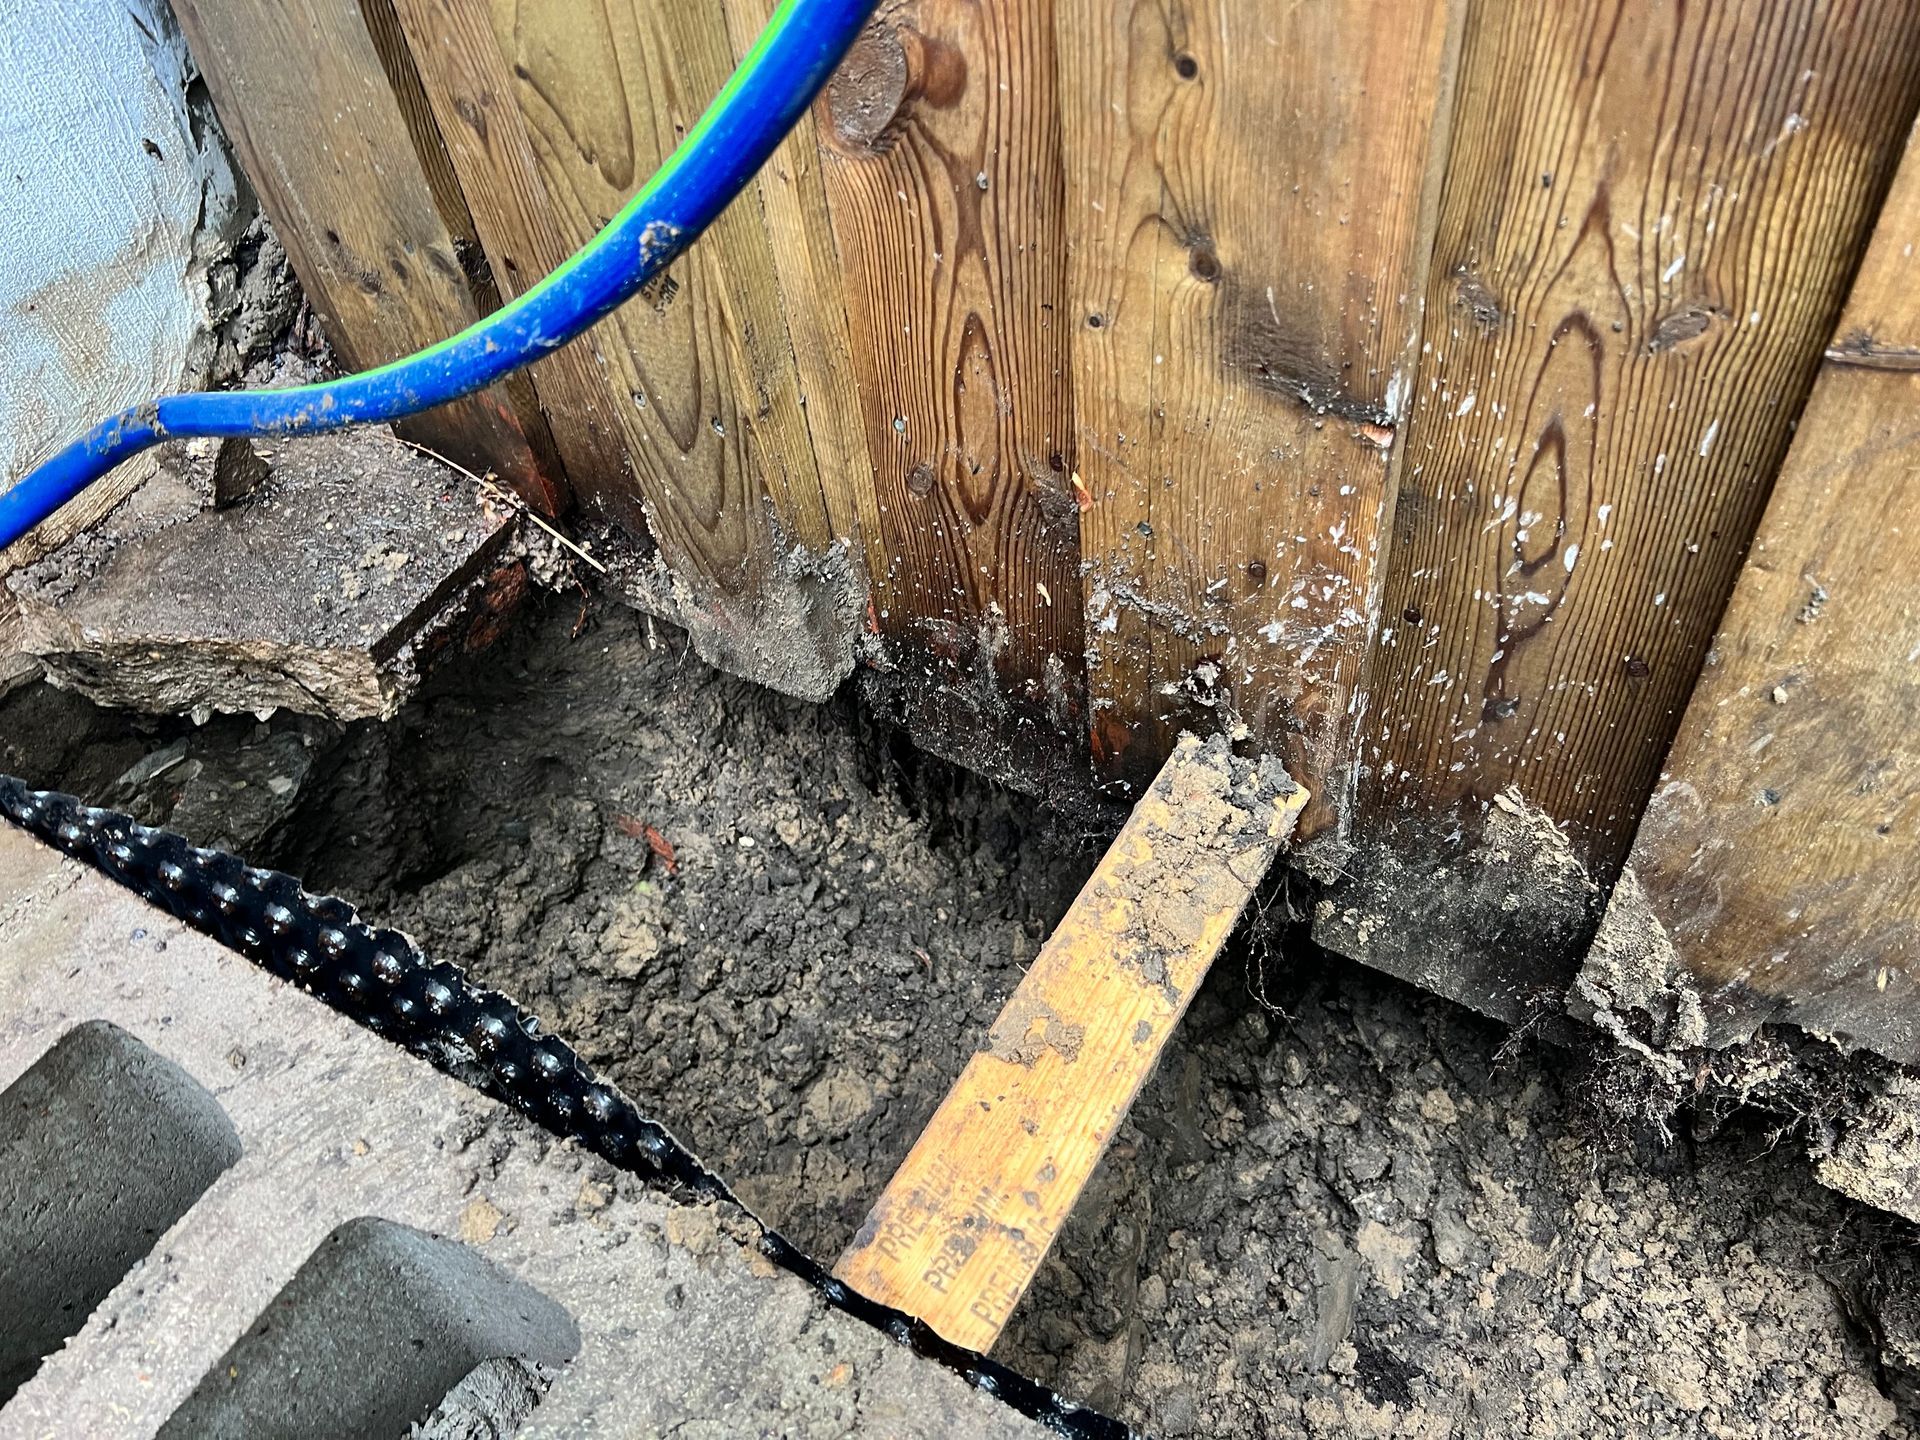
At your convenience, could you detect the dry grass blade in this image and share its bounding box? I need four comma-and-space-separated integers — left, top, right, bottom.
396, 438, 607, 575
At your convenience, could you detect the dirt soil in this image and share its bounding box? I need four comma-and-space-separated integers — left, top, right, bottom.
7, 589, 1920, 1438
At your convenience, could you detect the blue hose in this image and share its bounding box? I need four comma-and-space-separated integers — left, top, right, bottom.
0, 0, 874, 551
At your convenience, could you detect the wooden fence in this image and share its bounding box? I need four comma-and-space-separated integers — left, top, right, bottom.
172, 0, 1920, 1059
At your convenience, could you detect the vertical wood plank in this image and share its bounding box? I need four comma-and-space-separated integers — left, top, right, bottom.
171, 0, 562, 512
1321, 0, 1920, 1016
1613, 118, 1920, 1062
381, 0, 644, 535
390, 0, 862, 698
1056, 0, 1460, 828
357, 0, 486, 258
357, 0, 573, 506
816, 0, 1088, 797
716, 0, 885, 573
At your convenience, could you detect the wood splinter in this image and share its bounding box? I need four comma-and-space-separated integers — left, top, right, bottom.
834, 732, 1306, 1352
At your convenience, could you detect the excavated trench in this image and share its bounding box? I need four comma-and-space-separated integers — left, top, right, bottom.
6, 588, 1920, 1438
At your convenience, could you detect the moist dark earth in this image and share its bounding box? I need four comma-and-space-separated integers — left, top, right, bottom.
7, 590, 1920, 1438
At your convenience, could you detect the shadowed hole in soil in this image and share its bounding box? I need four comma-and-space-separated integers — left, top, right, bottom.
5, 589, 1919, 1438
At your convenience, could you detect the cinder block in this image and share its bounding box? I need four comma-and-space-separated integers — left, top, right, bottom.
157, 1216, 582, 1439
0, 824, 1039, 1439
0, 1020, 241, 1404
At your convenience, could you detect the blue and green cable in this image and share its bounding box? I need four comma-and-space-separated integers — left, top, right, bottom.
0, 0, 874, 550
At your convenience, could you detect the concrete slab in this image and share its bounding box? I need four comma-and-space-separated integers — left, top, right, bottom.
0, 824, 1040, 1439
10, 428, 514, 721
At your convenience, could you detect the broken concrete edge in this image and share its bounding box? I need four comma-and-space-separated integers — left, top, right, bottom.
0, 457, 194, 703
414, 1356, 561, 1440
7, 431, 527, 723
0, 786, 1135, 1440
0, 596, 40, 699
0, 825, 1044, 1440
19, 545, 521, 724
1306, 784, 1920, 1227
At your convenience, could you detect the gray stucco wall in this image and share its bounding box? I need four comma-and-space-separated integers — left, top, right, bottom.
0, 0, 241, 491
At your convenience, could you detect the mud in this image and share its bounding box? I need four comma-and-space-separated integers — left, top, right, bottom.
1574, 865, 1711, 1064
1311, 789, 1604, 1029
5, 591, 1920, 1436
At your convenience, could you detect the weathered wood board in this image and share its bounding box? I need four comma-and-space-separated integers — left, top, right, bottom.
378, 0, 651, 529
817, 0, 1089, 798
171, 0, 1920, 1073
387, 0, 867, 701
835, 735, 1303, 1350
1058, 0, 1460, 833
170, 0, 562, 512
1317, 0, 1920, 1020
1602, 118, 1920, 1064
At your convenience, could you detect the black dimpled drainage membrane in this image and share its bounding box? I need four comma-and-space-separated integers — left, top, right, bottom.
0, 775, 1133, 1440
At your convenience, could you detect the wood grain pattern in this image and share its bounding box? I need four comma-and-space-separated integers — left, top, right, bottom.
392, 0, 860, 695
1619, 118, 1920, 1062
358, 0, 572, 508
1354, 0, 1920, 880
816, 0, 1086, 795
1057, 0, 1460, 826
835, 735, 1303, 1350
172, 0, 559, 511
718, 0, 884, 566
384, 0, 646, 533
488, 0, 843, 576
357, 0, 484, 260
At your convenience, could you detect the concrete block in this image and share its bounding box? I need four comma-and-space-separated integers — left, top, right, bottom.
0, 824, 1040, 1439
11, 428, 514, 722
158, 1216, 580, 1439
0, 1020, 241, 1404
